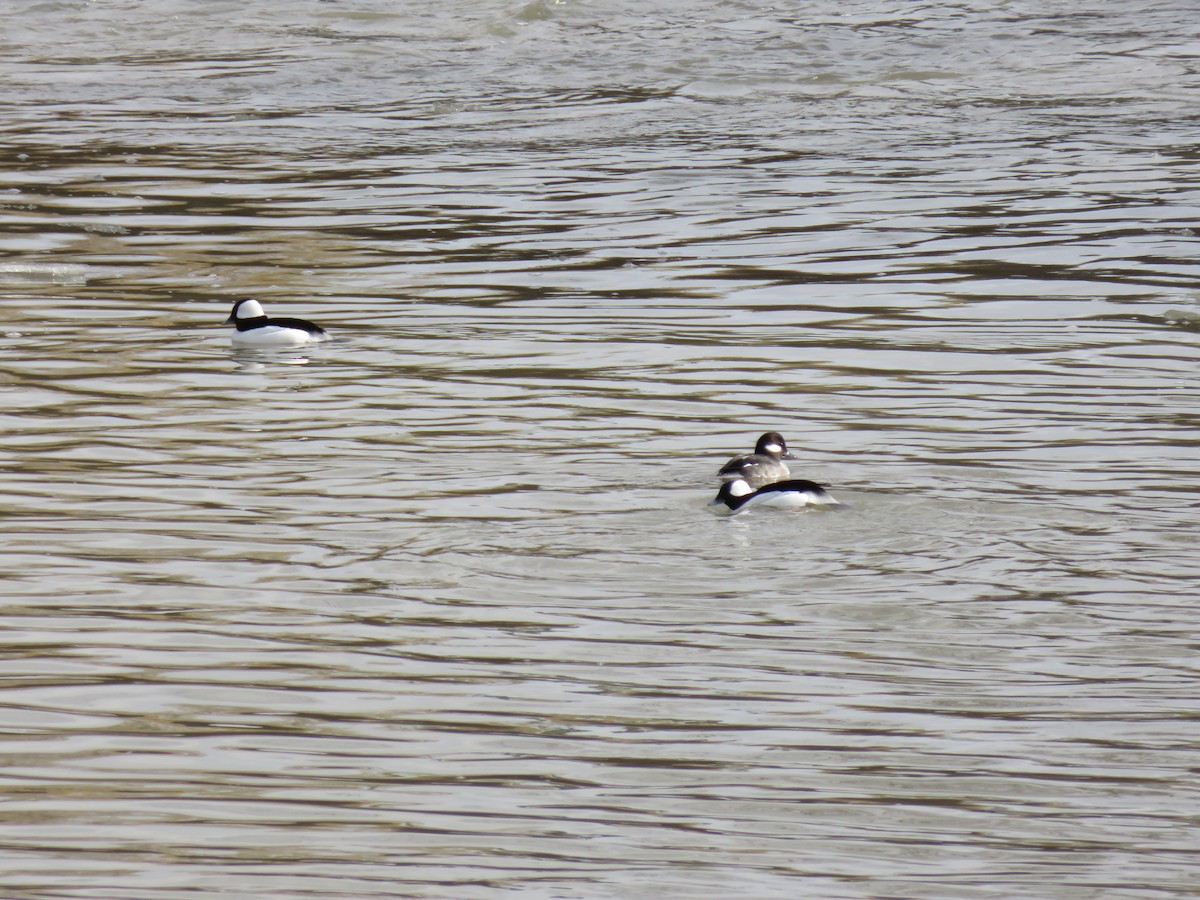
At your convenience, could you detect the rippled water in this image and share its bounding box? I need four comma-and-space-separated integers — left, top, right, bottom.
2, 1, 1200, 897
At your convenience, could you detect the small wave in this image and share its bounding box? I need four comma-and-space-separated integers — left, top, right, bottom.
1163, 307, 1200, 329
0, 263, 89, 285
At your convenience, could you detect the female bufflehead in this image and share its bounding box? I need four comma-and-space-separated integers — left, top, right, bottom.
709, 476, 842, 515
717, 431, 797, 488
224, 298, 328, 347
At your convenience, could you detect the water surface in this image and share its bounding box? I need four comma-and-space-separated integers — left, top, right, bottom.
2, 2, 1199, 897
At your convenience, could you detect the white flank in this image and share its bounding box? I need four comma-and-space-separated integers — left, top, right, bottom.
761, 489, 840, 508
756, 491, 817, 508
231, 325, 320, 347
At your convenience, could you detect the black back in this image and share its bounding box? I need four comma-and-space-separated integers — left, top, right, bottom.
714, 478, 829, 511
225, 298, 325, 334
258, 316, 326, 335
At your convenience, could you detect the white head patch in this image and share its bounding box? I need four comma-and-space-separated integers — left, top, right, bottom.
727, 479, 754, 498
764, 442, 782, 455
236, 299, 265, 319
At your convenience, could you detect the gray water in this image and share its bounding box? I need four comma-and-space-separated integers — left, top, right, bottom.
2, 2, 1200, 898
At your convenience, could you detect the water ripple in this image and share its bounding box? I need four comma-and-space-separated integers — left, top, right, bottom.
2, 1, 1200, 898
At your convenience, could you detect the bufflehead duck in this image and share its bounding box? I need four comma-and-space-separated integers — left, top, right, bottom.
709, 476, 842, 515
224, 298, 328, 347
717, 432, 797, 488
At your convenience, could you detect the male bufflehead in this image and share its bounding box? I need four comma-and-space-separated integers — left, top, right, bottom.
717, 431, 797, 488
224, 298, 328, 347
709, 476, 842, 515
